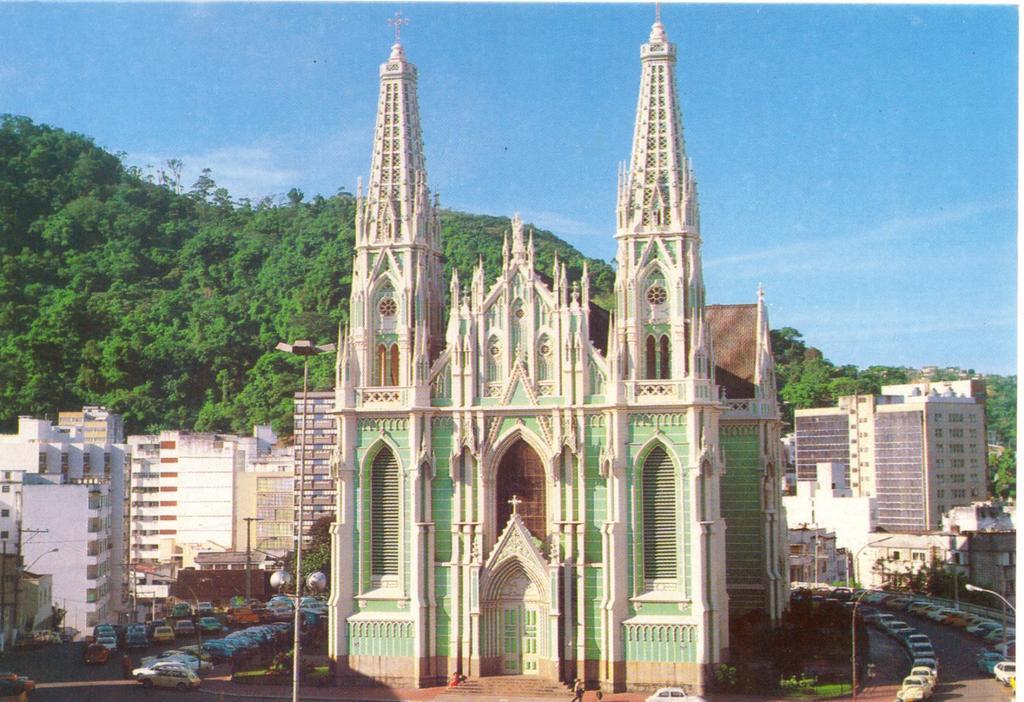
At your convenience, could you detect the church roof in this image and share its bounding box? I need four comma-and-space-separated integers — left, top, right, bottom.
707, 303, 758, 399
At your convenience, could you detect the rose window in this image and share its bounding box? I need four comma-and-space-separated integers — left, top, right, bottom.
646, 285, 667, 306
378, 298, 397, 317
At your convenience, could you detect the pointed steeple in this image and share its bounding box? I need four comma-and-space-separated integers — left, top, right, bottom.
361, 35, 431, 244
617, 19, 698, 233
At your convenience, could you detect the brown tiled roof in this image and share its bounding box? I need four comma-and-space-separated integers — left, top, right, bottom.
706, 303, 758, 400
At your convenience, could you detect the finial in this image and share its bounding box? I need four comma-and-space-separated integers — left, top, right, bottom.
387, 11, 409, 45
508, 494, 523, 515
655, 0, 661, 24
758, 282, 765, 302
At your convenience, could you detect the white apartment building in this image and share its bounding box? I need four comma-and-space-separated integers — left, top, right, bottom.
0, 413, 127, 636
788, 526, 846, 586
795, 380, 988, 530
783, 461, 877, 561
293, 390, 336, 544
235, 444, 294, 556
127, 428, 272, 568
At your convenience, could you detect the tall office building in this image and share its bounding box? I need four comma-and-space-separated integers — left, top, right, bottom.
795, 380, 988, 531
293, 391, 337, 544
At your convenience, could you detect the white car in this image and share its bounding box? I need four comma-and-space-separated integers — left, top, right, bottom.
644, 687, 706, 701
141, 653, 210, 674
909, 665, 937, 686
896, 675, 933, 701
994, 661, 1016, 685
132, 661, 200, 690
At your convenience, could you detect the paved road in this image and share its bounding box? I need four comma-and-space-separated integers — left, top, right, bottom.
861, 609, 1012, 702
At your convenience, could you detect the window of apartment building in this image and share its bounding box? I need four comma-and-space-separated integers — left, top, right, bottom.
952, 474, 965, 483
912, 551, 926, 562
936, 475, 945, 483
969, 428, 978, 437
889, 551, 901, 561
952, 459, 965, 469
37, 454, 47, 473
937, 489, 945, 498
1, 510, 8, 518
950, 428, 964, 438
950, 444, 964, 454
2, 486, 9, 494
936, 444, 944, 452
0, 532, 8, 539
949, 413, 964, 423
936, 459, 944, 468
933, 413, 943, 421
953, 488, 966, 498
934, 428, 943, 437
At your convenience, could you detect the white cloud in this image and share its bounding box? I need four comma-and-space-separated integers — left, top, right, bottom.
130, 144, 301, 200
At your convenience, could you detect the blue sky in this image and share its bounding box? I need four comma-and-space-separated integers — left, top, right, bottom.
0, 3, 1017, 373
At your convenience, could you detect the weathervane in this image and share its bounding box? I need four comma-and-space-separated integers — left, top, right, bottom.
388, 11, 410, 44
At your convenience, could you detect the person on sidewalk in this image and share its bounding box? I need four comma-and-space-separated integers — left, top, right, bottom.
572, 677, 585, 702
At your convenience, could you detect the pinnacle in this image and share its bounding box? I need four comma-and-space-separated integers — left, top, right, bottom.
649, 20, 667, 43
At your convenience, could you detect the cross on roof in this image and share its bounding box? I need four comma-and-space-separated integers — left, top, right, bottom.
508, 494, 523, 515
387, 11, 409, 44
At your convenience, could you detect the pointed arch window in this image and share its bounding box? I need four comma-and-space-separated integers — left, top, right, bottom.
536, 336, 552, 382
645, 334, 671, 380
642, 445, 677, 582
375, 343, 400, 386
486, 338, 502, 384
511, 300, 526, 360
370, 447, 400, 579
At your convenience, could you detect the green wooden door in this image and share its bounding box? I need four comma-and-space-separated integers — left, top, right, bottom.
523, 607, 538, 674
502, 607, 521, 674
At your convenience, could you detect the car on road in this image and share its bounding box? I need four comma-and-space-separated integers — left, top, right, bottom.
196, 601, 214, 616
125, 629, 148, 649
644, 687, 706, 701
197, 616, 223, 634
985, 626, 1015, 643
967, 619, 1000, 636
910, 642, 935, 659
977, 651, 1005, 674
226, 607, 260, 627
170, 602, 193, 619
909, 666, 936, 687
142, 652, 210, 674
82, 643, 110, 665
911, 657, 938, 676
904, 633, 930, 649
895, 675, 933, 701
151, 625, 175, 642
994, 661, 1016, 685
173, 619, 196, 637
0, 672, 35, 695
96, 635, 118, 651
133, 661, 201, 690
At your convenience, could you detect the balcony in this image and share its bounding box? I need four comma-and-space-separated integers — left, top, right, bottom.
624, 379, 714, 405
356, 388, 405, 406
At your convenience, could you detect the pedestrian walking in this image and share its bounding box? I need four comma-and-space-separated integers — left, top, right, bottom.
572, 677, 585, 702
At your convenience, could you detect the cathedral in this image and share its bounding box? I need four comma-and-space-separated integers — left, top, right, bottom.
327, 17, 787, 694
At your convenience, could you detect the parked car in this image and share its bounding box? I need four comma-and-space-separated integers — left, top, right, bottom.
941, 609, 971, 627
995, 661, 1016, 685
151, 626, 175, 642
992, 640, 1015, 658
912, 657, 938, 676
170, 602, 193, 619
83, 643, 110, 664
196, 602, 215, 616
967, 619, 1000, 636
226, 607, 260, 627
173, 619, 196, 637
125, 629, 149, 649
977, 651, 1006, 674
96, 635, 118, 651
909, 666, 936, 687
644, 688, 705, 701
133, 661, 201, 690
905, 633, 931, 650
906, 600, 932, 615
0, 672, 34, 694
145, 619, 168, 637
910, 642, 936, 659
895, 675, 933, 701
197, 617, 223, 634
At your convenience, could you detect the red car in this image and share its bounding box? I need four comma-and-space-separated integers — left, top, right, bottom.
83, 643, 110, 665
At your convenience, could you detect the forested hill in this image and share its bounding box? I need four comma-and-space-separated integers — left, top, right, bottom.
0, 115, 1015, 494
0, 115, 614, 435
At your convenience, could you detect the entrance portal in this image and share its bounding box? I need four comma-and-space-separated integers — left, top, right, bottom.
494, 570, 540, 675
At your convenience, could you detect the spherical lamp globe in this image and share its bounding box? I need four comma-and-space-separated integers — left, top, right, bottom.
306, 571, 328, 593
270, 570, 293, 592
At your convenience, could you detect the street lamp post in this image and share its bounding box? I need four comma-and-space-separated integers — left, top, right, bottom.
965, 583, 1015, 655
850, 536, 893, 701
276, 339, 334, 702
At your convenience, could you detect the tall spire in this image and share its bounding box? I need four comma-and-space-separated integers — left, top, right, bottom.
359, 24, 430, 244
617, 18, 698, 233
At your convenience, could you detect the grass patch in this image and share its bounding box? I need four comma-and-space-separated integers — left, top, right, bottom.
781, 682, 851, 699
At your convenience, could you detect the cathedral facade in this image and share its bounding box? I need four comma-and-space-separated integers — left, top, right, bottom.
327, 19, 787, 694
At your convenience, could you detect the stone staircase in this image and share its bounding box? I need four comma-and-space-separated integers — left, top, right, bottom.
439, 674, 575, 700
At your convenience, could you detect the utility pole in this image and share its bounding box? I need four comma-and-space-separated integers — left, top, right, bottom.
244, 517, 262, 602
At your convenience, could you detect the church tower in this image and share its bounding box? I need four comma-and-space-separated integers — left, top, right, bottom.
344, 35, 444, 404
612, 19, 710, 387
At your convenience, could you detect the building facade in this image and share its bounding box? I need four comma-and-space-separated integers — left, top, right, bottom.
326, 21, 786, 694
795, 380, 988, 531
0, 414, 127, 638
294, 391, 338, 544
126, 429, 271, 567
788, 527, 845, 586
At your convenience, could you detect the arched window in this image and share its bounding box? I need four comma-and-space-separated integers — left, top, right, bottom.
536, 336, 551, 382
486, 338, 501, 383
376, 344, 388, 386
645, 335, 657, 379
389, 344, 400, 386
370, 447, 400, 579
511, 301, 526, 359
642, 446, 677, 582
659, 335, 671, 379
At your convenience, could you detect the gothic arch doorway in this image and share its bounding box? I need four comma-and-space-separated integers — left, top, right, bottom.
495, 440, 546, 539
